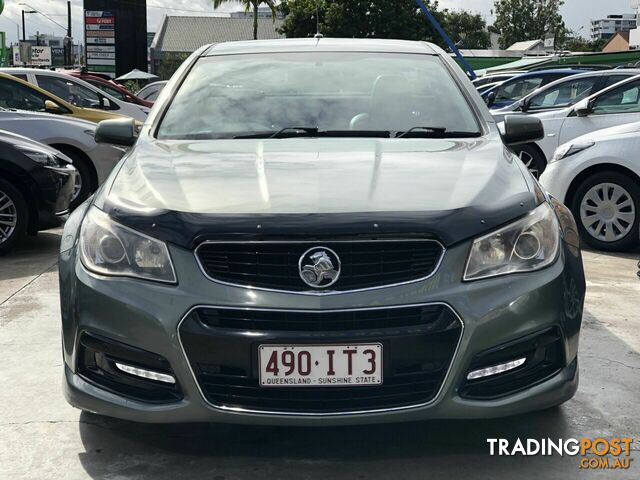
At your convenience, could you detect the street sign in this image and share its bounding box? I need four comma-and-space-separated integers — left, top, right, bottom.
84, 9, 116, 76
30, 46, 52, 66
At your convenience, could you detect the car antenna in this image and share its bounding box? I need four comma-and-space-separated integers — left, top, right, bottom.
314, 1, 323, 38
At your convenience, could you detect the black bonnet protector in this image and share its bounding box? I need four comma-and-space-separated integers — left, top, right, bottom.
102, 191, 539, 249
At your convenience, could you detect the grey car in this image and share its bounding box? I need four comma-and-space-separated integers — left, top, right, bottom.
59, 39, 585, 425
0, 108, 125, 207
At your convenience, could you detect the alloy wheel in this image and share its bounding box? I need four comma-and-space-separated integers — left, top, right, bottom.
580, 182, 636, 243
518, 150, 539, 178
72, 172, 83, 203
0, 189, 17, 245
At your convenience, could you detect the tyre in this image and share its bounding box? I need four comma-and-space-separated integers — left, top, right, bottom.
571, 171, 640, 251
514, 144, 546, 179
57, 148, 95, 210
0, 178, 28, 255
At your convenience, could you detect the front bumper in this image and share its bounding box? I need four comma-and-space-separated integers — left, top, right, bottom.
33, 164, 77, 231
60, 235, 585, 425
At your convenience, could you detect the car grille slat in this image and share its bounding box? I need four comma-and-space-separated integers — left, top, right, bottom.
179, 304, 463, 414
195, 240, 444, 292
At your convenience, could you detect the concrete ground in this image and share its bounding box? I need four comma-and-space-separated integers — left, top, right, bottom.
1, 229, 639, 480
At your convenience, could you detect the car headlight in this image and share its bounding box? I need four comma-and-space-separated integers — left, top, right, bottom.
551, 140, 595, 163
463, 203, 560, 281
16, 146, 62, 167
79, 206, 176, 283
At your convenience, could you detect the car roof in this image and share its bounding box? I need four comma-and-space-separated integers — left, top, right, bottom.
203, 38, 438, 56
505, 68, 587, 78
0, 71, 76, 110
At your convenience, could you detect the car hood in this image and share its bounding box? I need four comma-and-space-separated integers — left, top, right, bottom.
0, 128, 64, 155
100, 135, 538, 248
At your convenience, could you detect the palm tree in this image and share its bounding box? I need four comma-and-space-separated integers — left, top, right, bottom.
213, 0, 277, 40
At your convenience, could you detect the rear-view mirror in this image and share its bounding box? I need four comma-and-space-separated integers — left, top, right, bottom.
502, 115, 544, 146
95, 118, 139, 147
485, 91, 496, 108
574, 98, 593, 117
44, 100, 62, 114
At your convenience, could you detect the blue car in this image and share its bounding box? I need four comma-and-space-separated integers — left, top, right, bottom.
482, 69, 587, 110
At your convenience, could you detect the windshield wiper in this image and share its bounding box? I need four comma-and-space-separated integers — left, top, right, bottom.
395, 127, 481, 139
270, 126, 320, 139
234, 129, 391, 139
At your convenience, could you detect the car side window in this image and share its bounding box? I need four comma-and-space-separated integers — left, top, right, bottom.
528, 78, 598, 110
0, 78, 48, 111
145, 88, 160, 101
37, 76, 102, 109
591, 80, 640, 115
601, 74, 634, 89
90, 81, 127, 101
11, 74, 28, 81
495, 77, 544, 102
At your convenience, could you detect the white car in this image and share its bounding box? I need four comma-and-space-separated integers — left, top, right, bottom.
509, 74, 640, 177
540, 121, 640, 251
0, 108, 125, 208
1, 68, 149, 121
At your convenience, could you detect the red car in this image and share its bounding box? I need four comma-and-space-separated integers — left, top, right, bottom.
62, 70, 153, 108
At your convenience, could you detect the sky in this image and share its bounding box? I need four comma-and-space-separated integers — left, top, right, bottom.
0, 0, 637, 45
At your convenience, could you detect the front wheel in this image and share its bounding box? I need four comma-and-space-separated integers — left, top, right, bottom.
0, 179, 28, 255
513, 144, 547, 179
571, 171, 640, 251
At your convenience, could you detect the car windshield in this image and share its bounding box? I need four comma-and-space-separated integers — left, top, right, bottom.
157, 52, 480, 140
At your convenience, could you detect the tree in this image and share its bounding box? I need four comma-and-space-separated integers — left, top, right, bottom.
213, 0, 277, 39
562, 34, 607, 52
492, 0, 568, 49
278, 0, 450, 47
443, 10, 491, 49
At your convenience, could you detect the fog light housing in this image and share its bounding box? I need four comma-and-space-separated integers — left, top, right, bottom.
466, 357, 526, 380
115, 362, 176, 384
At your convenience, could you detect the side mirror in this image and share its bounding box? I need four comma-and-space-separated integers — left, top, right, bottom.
44, 99, 62, 114
95, 118, 139, 147
519, 98, 530, 113
502, 115, 544, 146
100, 96, 112, 109
574, 98, 593, 117
485, 91, 496, 108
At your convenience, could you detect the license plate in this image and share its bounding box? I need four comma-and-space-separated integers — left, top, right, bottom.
259, 344, 383, 387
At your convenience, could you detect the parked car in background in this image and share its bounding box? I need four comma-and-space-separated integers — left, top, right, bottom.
493, 70, 640, 178
472, 71, 525, 88
492, 70, 640, 122
476, 81, 504, 95
0, 130, 77, 254
59, 39, 585, 425
63, 70, 153, 108
0, 108, 125, 208
135, 80, 167, 103
541, 121, 640, 251
515, 74, 640, 178
482, 69, 586, 110
0, 72, 125, 124
1, 68, 149, 121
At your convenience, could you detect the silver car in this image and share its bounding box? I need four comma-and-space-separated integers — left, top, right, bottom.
0, 108, 125, 207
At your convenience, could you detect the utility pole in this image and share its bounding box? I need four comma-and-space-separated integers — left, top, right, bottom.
64, 0, 72, 66
21, 10, 26, 42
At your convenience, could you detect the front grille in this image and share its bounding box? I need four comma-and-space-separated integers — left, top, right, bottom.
195, 240, 443, 292
179, 304, 462, 414
197, 304, 453, 332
